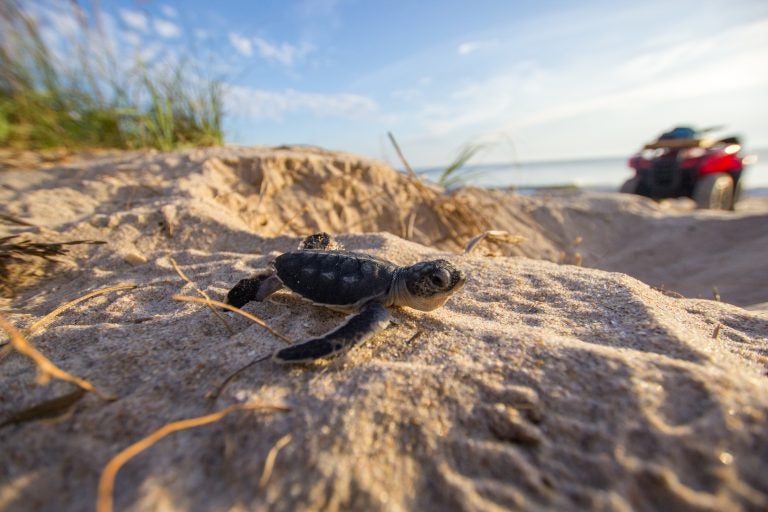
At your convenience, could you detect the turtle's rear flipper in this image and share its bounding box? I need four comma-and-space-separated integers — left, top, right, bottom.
225, 274, 283, 308
274, 302, 390, 363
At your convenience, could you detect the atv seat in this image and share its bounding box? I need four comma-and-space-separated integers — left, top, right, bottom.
644, 138, 714, 150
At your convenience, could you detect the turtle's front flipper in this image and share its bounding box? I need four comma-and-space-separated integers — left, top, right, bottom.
298, 232, 341, 251
274, 302, 390, 363
225, 274, 283, 308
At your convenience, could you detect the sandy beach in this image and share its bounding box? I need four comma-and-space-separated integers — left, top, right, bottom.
1, 147, 767, 511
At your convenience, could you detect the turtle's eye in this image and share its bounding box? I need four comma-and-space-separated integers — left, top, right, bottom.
429, 268, 451, 288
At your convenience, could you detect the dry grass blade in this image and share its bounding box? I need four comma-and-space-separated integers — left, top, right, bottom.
0, 235, 105, 261
169, 257, 233, 335
387, 131, 418, 179
387, 132, 491, 249
463, 230, 526, 255
651, 286, 685, 299
404, 329, 423, 345
525, 301, 543, 313
259, 434, 292, 488
207, 353, 272, 401
96, 401, 290, 512
406, 211, 417, 240
0, 236, 107, 297
0, 314, 116, 401
0, 388, 86, 428
172, 295, 292, 344
26, 284, 136, 335
0, 214, 38, 227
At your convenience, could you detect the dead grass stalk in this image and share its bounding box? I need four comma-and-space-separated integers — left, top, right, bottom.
259, 434, 292, 488
96, 401, 290, 512
169, 257, 233, 335
0, 314, 115, 400
172, 295, 292, 344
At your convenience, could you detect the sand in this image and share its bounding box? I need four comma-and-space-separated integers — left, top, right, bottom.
1, 146, 767, 511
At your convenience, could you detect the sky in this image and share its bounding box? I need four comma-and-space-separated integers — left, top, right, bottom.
30, 0, 768, 168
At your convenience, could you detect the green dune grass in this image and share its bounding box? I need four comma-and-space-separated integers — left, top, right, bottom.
0, 1, 222, 151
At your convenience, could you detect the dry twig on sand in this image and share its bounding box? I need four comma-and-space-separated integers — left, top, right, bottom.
259, 434, 293, 488
172, 295, 293, 400
26, 284, 136, 335
0, 284, 135, 424
0, 214, 38, 227
463, 230, 525, 255
0, 314, 116, 401
96, 401, 291, 512
172, 295, 292, 344
169, 257, 234, 335
207, 356, 267, 400
0, 388, 86, 428
0, 284, 137, 358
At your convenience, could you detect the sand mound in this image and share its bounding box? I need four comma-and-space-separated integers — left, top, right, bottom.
460, 189, 768, 307
1, 147, 767, 511
2, 146, 766, 306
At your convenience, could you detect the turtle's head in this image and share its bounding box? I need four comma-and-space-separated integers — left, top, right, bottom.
395, 259, 466, 311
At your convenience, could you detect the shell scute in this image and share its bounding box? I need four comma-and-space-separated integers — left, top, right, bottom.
274, 250, 396, 306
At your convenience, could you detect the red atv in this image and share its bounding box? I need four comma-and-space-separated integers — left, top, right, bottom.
620, 126, 748, 210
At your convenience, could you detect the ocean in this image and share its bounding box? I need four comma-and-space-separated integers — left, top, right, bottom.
417, 146, 768, 194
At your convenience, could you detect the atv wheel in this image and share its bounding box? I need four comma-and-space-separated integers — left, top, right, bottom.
620, 177, 639, 194
693, 173, 734, 210
730, 178, 743, 211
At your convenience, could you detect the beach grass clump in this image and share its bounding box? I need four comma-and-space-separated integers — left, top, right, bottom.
0, 234, 104, 297
437, 142, 488, 188
0, 0, 223, 151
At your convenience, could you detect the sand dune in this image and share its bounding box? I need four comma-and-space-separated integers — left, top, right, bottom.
1, 147, 767, 511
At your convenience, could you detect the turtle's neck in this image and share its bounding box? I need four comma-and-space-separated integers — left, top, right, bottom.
388, 268, 411, 308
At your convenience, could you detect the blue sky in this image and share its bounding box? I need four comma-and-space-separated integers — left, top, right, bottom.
33, 0, 768, 167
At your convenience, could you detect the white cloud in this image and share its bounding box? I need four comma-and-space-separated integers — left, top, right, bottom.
121, 31, 142, 47
32, 4, 119, 65
391, 88, 419, 101
227, 86, 377, 119
47, 10, 79, 38
228, 33, 253, 57
617, 18, 768, 83
414, 64, 545, 137
253, 37, 313, 66
513, 19, 768, 130
226, 34, 312, 65
395, 15, 768, 151
457, 39, 497, 56
457, 41, 482, 56
138, 43, 163, 63
153, 19, 181, 39
119, 9, 148, 32
160, 5, 178, 18
390, 76, 434, 102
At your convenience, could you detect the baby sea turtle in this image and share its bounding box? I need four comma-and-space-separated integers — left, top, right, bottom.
225, 232, 466, 363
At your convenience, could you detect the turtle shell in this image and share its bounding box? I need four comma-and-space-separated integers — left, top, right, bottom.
274, 250, 397, 308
